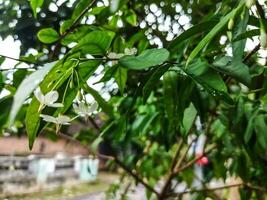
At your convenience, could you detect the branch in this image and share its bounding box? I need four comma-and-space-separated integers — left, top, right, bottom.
0, 54, 40, 66
243, 44, 260, 62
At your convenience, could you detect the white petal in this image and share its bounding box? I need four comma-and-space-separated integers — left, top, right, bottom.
88, 101, 98, 113
44, 91, 59, 104
73, 103, 78, 110
57, 115, 71, 125
34, 87, 45, 103
48, 103, 64, 108
40, 114, 57, 124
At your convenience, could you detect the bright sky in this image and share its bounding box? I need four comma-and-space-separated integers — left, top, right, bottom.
0, 36, 21, 69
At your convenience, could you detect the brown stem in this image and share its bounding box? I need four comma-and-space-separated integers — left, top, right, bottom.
243, 44, 260, 62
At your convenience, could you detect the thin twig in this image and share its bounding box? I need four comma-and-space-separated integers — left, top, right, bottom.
50, 0, 96, 60
172, 182, 243, 196
0, 54, 40, 66
243, 44, 260, 62
159, 138, 196, 200
174, 145, 215, 175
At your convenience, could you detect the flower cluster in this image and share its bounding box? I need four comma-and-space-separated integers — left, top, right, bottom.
107, 47, 137, 64
34, 87, 98, 133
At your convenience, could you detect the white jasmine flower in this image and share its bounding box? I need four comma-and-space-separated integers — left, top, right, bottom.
40, 114, 71, 133
73, 101, 98, 117
40, 114, 71, 125
34, 87, 63, 111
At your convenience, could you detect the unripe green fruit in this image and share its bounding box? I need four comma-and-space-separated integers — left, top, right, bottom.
246, 0, 255, 8
228, 18, 234, 30
260, 30, 267, 48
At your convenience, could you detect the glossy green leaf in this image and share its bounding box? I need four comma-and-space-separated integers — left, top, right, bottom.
114, 67, 127, 94
233, 29, 259, 42
0, 73, 4, 92
143, 64, 170, 102
212, 56, 251, 86
73, 30, 115, 55
186, 3, 244, 66
254, 114, 267, 149
168, 20, 218, 51
0, 96, 12, 132
163, 70, 179, 124
72, 0, 93, 19
182, 103, 197, 135
60, 19, 74, 34
9, 62, 55, 126
119, 48, 169, 70
232, 8, 249, 63
37, 28, 59, 44
30, 0, 44, 18
187, 60, 233, 104
244, 110, 259, 143
125, 9, 137, 26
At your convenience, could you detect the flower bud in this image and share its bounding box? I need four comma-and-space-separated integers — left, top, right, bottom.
246, 0, 255, 9
77, 90, 83, 101
228, 18, 234, 30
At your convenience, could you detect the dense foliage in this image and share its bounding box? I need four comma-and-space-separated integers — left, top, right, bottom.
1, 0, 267, 199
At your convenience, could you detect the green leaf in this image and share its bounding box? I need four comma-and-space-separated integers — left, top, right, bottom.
9, 62, 55, 127
212, 56, 251, 86
30, 0, 44, 18
0, 96, 12, 133
119, 48, 169, 70
187, 60, 233, 104
244, 110, 259, 143
168, 20, 219, 51
73, 30, 115, 55
187, 60, 227, 93
37, 28, 59, 44
254, 114, 267, 149
72, 0, 93, 20
182, 103, 197, 135
13, 70, 28, 88
114, 67, 127, 94
163, 70, 179, 124
232, 8, 249, 63
0, 73, 4, 92
233, 29, 259, 42
143, 64, 170, 102
125, 9, 137, 26
60, 19, 74, 35
186, 3, 244, 66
